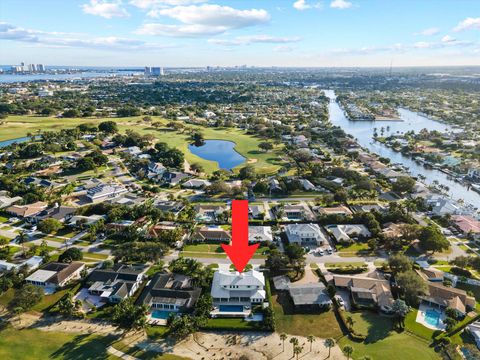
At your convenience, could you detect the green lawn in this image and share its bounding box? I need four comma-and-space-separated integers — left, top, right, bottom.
180, 243, 267, 259
272, 293, 343, 339
112, 341, 188, 360
0, 216, 8, 223
325, 262, 367, 268
33, 283, 82, 313
338, 310, 440, 360
0, 327, 118, 360
82, 252, 109, 260
456, 282, 480, 302
404, 308, 437, 341
204, 318, 261, 330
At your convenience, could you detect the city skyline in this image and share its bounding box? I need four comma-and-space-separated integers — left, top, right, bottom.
0, 0, 479, 67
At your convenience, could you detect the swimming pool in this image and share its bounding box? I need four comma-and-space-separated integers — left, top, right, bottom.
219, 305, 244, 312
151, 310, 175, 320
424, 309, 441, 327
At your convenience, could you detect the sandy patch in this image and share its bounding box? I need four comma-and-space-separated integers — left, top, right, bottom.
247, 158, 258, 164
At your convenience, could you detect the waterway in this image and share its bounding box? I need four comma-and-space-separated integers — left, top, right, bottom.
324, 89, 480, 208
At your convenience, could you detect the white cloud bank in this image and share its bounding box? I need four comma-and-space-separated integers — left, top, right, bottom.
330, 0, 352, 9
453, 17, 480, 32
82, 0, 130, 19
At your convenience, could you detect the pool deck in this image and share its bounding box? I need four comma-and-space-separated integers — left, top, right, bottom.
416, 303, 446, 331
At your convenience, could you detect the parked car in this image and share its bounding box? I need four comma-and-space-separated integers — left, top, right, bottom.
317, 248, 324, 256
326, 246, 333, 254
334, 295, 345, 307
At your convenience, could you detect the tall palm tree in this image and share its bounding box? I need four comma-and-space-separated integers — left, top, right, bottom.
17, 231, 28, 258
307, 335, 315, 352
293, 345, 303, 360
289, 337, 299, 355
343, 345, 354, 360
324, 338, 335, 358
280, 333, 287, 352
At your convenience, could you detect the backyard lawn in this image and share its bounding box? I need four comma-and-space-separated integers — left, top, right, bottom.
338, 311, 440, 360
180, 243, 268, 259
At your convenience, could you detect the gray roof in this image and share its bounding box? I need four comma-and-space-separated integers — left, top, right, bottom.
288, 282, 331, 306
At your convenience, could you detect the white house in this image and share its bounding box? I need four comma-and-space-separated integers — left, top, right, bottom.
211, 270, 266, 317
285, 223, 326, 246
248, 226, 273, 243
0, 255, 43, 272
26, 262, 84, 293
326, 224, 371, 243
182, 179, 211, 188
86, 184, 128, 203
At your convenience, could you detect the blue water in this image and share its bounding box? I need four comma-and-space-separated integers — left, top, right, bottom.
188, 140, 246, 170
219, 305, 244, 312
424, 309, 441, 327
151, 310, 175, 319
0, 136, 30, 148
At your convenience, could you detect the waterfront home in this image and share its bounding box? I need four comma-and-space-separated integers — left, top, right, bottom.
6, 201, 48, 220
191, 226, 231, 243
136, 273, 201, 315
86, 264, 146, 303
451, 215, 480, 240
425, 195, 463, 216
248, 226, 273, 243
326, 224, 371, 243
285, 223, 326, 246
334, 275, 394, 312
210, 269, 266, 317
420, 282, 475, 316
26, 262, 84, 293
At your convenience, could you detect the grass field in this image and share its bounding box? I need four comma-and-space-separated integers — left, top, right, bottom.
338, 311, 440, 360
0, 327, 119, 360
180, 243, 268, 259
0, 115, 284, 175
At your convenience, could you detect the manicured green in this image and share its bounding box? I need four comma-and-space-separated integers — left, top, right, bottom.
0, 327, 118, 360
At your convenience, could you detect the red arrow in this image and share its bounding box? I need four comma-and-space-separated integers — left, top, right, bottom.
221, 200, 259, 272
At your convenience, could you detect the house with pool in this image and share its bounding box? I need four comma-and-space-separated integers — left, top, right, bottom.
210, 269, 266, 318
136, 273, 201, 325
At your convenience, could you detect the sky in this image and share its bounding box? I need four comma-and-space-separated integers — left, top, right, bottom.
0, 0, 479, 67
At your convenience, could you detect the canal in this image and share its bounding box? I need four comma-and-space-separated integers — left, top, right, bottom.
324, 89, 480, 208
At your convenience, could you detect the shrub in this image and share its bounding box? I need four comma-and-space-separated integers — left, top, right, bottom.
451, 267, 472, 278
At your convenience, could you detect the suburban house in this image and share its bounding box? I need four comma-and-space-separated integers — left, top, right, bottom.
154, 200, 185, 216
210, 269, 266, 317
285, 223, 326, 246
6, 201, 48, 220
34, 205, 77, 224
147, 162, 166, 179
162, 171, 189, 186
326, 224, 371, 243
426, 195, 463, 216
451, 215, 480, 240
26, 262, 85, 293
0, 192, 22, 209
273, 275, 331, 309
182, 179, 211, 188
315, 205, 353, 216
86, 264, 146, 303
416, 267, 444, 282
194, 204, 227, 222
248, 204, 266, 219
248, 226, 273, 243
191, 226, 231, 243
136, 273, 201, 314
334, 275, 394, 312
274, 203, 315, 221
67, 214, 105, 228
0, 255, 43, 272
420, 282, 476, 315
86, 183, 128, 203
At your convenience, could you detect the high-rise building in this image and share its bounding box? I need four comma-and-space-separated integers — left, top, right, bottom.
37, 64, 45, 72
144, 66, 151, 76
151, 67, 161, 76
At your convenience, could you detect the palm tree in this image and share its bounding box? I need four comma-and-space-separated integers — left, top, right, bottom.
343, 345, 354, 360
17, 231, 28, 258
289, 337, 299, 355
280, 333, 287, 352
324, 338, 335, 358
293, 345, 303, 360
307, 335, 315, 352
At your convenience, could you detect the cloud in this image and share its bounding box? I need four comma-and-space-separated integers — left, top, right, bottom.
138, 4, 270, 37
0, 22, 172, 51
441, 35, 456, 43
82, 0, 130, 19
129, 0, 207, 9
415, 27, 440, 36
208, 34, 301, 46
330, 0, 352, 9
273, 45, 294, 52
293, 0, 322, 11
453, 17, 480, 32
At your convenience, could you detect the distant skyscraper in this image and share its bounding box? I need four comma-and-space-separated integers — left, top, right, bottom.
144, 66, 151, 76
37, 64, 45, 72
160, 67, 164, 76
151, 67, 161, 76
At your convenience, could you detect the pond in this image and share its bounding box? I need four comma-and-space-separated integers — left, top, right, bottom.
188, 140, 246, 170
0, 136, 30, 148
